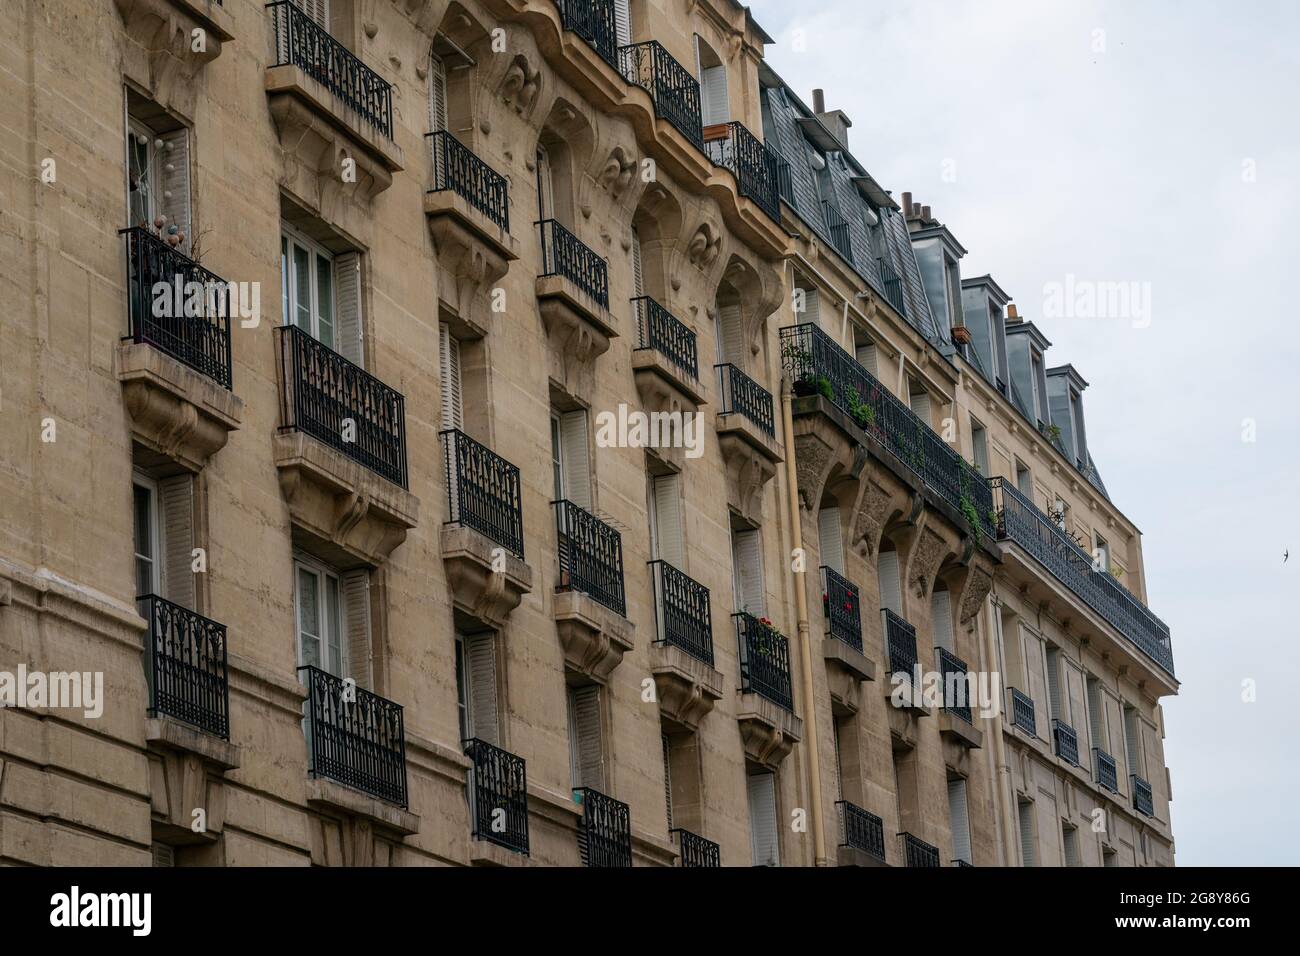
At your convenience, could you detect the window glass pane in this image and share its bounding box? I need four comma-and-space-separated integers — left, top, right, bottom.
550, 415, 563, 500
316, 253, 335, 351
293, 245, 312, 334
325, 574, 341, 676
128, 128, 153, 226
296, 566, 321, 669
281, 236, 289, 325
133, 484, 153, 596
454, 636, 468, 741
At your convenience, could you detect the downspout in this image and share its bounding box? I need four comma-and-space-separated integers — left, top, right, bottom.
984, 590, 1019, 865
780, 375, 829, 866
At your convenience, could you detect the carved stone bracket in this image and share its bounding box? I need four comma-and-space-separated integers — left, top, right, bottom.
716, 408, 783, 526
114, 0, 233, 110
441, 526, 533, 627
952, 553, 997, 626
651, 643, 724, 733
146, 715, 240, 846
823, 638, 875, 716
537, 275, 616, 403
938, 710, 984, 751
554, 590, 634, 684
895, 513, 959, 603
736, 693, 803, 769
306, 777, 420, 866
425, 191, 519, 337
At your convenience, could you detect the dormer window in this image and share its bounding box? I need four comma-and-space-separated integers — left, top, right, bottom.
1030, 350, 1044, 425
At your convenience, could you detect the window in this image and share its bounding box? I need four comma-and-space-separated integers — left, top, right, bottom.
1017, 799, 1036, 866
1045, 646, 1063, 721
455, 631, 499, 746
794, 281, 821, 329
969, 418, 989, 474
133, 477, 160, 600
439, 323, 463, 431
1093, 532, 1111, 573
630, 226, 645, 299
291, 0, 330, 28
280, 226, 363, 365
1123, 705, 1145, 778
817, 506, 843, 574
1015, 459, 1033, 499
132, 472, 196, 609
948, 777, 971, 865
613, 0, 632, 47
661, 734, 673, 830
731, 527, 765, 616
428, 51, 448, 133
550, 408, 592, 509
1062, 824, 1081, 866
151, 843, 175, 867
909, 385, 932, 427
855, 336, 879, 377
568, 685, 605, 790
931, 585, 953, 653
1030, 350, 1045, 424
1052, 496, 1068, 530
295, 559, 344, 677
694, 36, 729, 126
126, 110, 191, 254
535, 145, 555, 221
1102, 845, 1117, 867
746, 770, 779, 866
1086, 675, 1106, 754
715, 301, 743, 368
944, 256, 962, 329
648, 473, 685, 569
876, 546, 901, 615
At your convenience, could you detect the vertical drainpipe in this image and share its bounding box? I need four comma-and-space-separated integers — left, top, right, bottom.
780, 373, 829, 866
984, 590, 1019, 865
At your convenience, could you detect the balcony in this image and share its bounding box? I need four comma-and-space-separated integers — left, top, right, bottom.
714, 364, 782, 524
1009, 686, 1036, 738
536, 219, 614, 396
704, 121, 782, 225
836, 801, 887, 867
553, 500, 634, 683
899, 832, 941, 868
265, 2, 402, 195
1132, 775, 1154, 817
139, 594, 230, 740
440, 429, 532, 626
618, 41, 704, 151
555, 0, 619, 72
465, 737, 529, 857
1094, 747, 1119, 793
648, 560, 723, 731
734, 612, 803, 767
781, 324, 997, 542
299, 665, 407, 808
1053, 718, 1080, 766
876, 257, 907, 317
882, 608, 918, 679
935, 646, 982, 750
992, 479, 1175, 680
427, 131, 509, 234
575, 787, 632, 867
671, 828, 721, 867
821, 566, 863, 653
632, 296, 705, 412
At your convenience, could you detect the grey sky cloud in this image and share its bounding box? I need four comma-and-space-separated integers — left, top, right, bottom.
749, 0, 1300, 864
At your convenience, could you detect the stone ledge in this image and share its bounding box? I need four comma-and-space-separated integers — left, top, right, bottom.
937, 710, 984, 749
423, 189, 520, 265
736, 691, 803, 768
114, 0, 235, 54
632, 348, 708, 410
554, 589, 634, 684
469, 837, 533, 867
650, 642, 724, 733
265, 64, 404, 172
145, 715, 240, 771
837, 844, 890, 868
441, 525, 533, 626
823, 637, 875, 683
306, 777, 420, 836
118, 340, 243, 472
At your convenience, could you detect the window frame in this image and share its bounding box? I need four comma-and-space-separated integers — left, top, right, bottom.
281, 224, 337, 350
132, 472, 162, 599
293, 554, 345, 678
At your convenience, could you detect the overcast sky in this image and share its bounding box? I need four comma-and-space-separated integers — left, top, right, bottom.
749, 0, 1300, 866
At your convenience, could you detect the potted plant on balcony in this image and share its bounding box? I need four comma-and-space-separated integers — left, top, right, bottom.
794, 374, 833, 401
950, 325, 973, 345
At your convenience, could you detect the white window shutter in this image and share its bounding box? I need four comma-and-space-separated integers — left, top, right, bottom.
747, 772, 779, 866
1045, 647, 1063, 721
1107, 695, 1128, 787
909, 389, 932, 427
733, 528, 765, 616
653, 475, 685, 569
1025, 637, 1047, 737
613, 0, 631, 48
1087, 680, 1106, 753
1017, 801, 1035, 866
341, 569, 372, 689
947, 778, 971, 864
817, 507, 843, 574
158, 474, 195, 610
428, 53, 448, 133
439, 323, 463, 432
877, 550, 901, 614
158, 128, 191, 256
717, 302, 743, 367
662, 734, 673, 831
334, 251, 363, 366
1124, 709, 1144, 778
560, 410, 592, 510
856, 342, 879, 377
630, 227, 644, 299
569, 685, 604, 790
292, 0, 330, 28
802, 287, 820, 328
465, 633, 498, 746
931, 588, 953, 652
1065, 662, 1086, 729
700, 64, 729, 126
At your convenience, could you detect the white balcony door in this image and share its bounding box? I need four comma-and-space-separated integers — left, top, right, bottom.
817, 506, 843, 574
731, 528, 765, 617
282, 229, 336, 351
747, 771, 779, 866
551, 409, 592, 510
295, 559, 344, 678
649, 474, 685, 569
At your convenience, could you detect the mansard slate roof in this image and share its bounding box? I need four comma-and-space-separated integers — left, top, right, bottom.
761, 80, 949, 350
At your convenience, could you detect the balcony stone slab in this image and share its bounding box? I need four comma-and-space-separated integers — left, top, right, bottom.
469, 838, 534, 867
440, 525, 533, 627
554, 589, 634, 684
632, 348, 707, 412
938, 710, 984, 750
114, 0, 233, 112
306, 777, 420, 864
736, 692, 803, 769
425, 189, 519, 337
823, 638, 875, 716
650, 642, 724, 733
837, 845, 890, 868
145, 715, 240, 846
274, 431, 419, 569
716, 414, 783, 527
118, 340, 242, 472
537, 274, 616, 402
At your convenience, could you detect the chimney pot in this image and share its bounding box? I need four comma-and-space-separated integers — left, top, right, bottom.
921, 205, 932, 220
813, 88, 826, 113
1007, 303, 1020, 320
902, 191, 913, 215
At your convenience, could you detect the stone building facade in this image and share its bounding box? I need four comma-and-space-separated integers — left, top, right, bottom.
0, 0, 1175, 866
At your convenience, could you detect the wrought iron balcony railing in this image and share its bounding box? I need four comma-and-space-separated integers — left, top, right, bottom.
1009, 687, 1036, 737
876, 256, 907, 317
555, 0, 619, 71
1132, 775, 1154, 817
465, 737, 529, 855
836, 801, 886, 862
618, 41, 704, 151
633, 296, 699, 381
734, 612, 794, 712
822, 201, 853, 261
671, 828, 721, 867
120, 227, 233, 389
299, 664, 407, 807
538, 218, 609, 310
649, 560, 713, 666
139, 594, 230, 739
1053, 718, 1080, 766
715, 363, 775, 439
1094, 747, 1119, 793
275, 324, 408, 488
575, 787, 632, 866
936, 646, 973, 723
704, 121, 781, 224
992, 478, 1175, 677
441, 429, 524, 559
554, 499, 626, 616
820, 566, 863, 653
426, 130, 510, 233
267, 1, 393, 138
882, 607, 918, 679
781, 323, 996, 540
900, 832, 941, 867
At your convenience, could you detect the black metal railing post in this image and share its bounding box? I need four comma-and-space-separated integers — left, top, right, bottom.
703, 121, 780, 223
575, 787, 632, 866
464, 737, 529, 855
538, 218, 609, 309
298, 664, 407, 807
617, 41, 704, 151
426, 131, 510, 232
820, 566, 863, 652
714, 363, 775, 439
632, 296, 699, 381
138, 594, 230, 739
119, 227, 233, 389
670, 828, 721, 867
648, 559, 713, 666
554, 499, 626, 615
734, 612, 794, 711
836, 801, 886, 862
440, 429, 524, 559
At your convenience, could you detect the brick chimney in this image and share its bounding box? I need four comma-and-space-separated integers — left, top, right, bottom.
1006, 303, 1021, 325
811, 88, 852, 151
